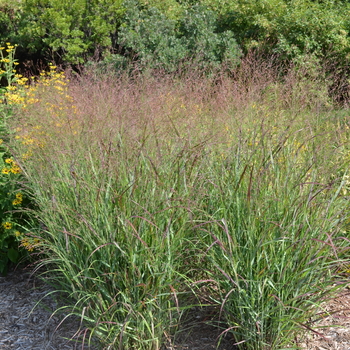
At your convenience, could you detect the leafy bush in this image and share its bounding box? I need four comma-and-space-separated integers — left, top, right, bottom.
0, 1, 21, 46
1, 0, 350, 78
118, 1, 241, 72
16, 0, 125, 64
118, 1, 187, 72
178, 4, 241, 70
204, 0, 350, 62
273, 1, 350, 61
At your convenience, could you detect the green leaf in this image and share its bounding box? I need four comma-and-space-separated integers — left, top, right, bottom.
7, 247, 19, 263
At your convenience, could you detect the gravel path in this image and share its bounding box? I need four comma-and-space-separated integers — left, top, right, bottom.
0, 267, 99, 350
298, 286, 350, 350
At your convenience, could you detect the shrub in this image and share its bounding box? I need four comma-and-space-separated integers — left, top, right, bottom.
17, 0, 125, 64
118, 1, 187, 72
178, 4, 241, 71
203, 0, 350, 63
118, 1, 241, 72
0, 1, 21, 47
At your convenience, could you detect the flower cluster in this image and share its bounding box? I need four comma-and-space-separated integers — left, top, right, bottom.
12, 192, 23, 206
0, 43, 30, 107
0, 43, 19, 86
9, 65, 80, 164
1, 158, 22, 175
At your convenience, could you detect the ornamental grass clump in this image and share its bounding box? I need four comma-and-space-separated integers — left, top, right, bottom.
196, 127, 350, 349
9, 70, 212, 349
7, 55, 350, 349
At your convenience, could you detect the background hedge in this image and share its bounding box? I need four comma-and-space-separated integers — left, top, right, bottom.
1, 0, 350, 72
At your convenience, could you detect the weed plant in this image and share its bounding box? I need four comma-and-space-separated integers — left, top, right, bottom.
6, 56, 350, 349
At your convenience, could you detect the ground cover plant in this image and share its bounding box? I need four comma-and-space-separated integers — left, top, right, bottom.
4, 55, 350, 349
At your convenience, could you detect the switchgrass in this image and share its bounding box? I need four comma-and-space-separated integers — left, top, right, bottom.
196, 125, 349, 349
8, 57, 350, 349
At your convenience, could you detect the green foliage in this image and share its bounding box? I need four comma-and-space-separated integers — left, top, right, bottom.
273, 0, 350, 61
0, 43, 30, 275
139, 0, 184, 19
119, 1, 187, 71
0, 147, 27, 275
0, 43, 19, 88
118, 1, 241, 72
203, 0, 350, 62
18, 0, 125, 64
179, 4, 241, 70
1, 0, 350, 75
0, 1, 21, 46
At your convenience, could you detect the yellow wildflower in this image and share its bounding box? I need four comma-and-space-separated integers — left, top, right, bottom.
2, 222, 12, 230
5, 158, 13, 164
14, 231, 21, 237
11, 165, 21, 174
5, 86, 16, 91
12, 199, 21, 206
1, 167, 10, 174
16, 192, 23, 199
